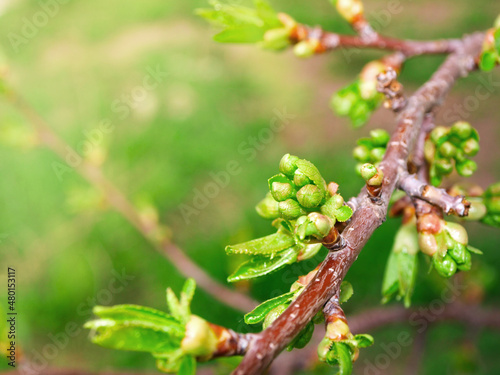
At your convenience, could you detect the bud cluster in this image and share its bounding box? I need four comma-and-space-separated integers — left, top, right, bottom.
417, 215, 481, 278
330, 61, 386, 128
353, 129, 389, 172
424, 122, 480, 186
479, 16, 500, 71
450, 182, 500, 227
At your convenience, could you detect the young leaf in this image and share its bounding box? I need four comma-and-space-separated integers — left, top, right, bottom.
91, 305, 179, 327
180, 279, 196, 321
154, 349, 184, 373
166, 288, 183, 322
227, 247, 298, 282
479, 51, 498, 71
397, 251, 418, 308
253, 0, 281, 27
381, 249, 399, 304
178, 355, 196, 375
332, 205, 353, 222
354, 334, 374, 348
335, 342, 353, 375
84, 318, 184, 353
225, 231, 296, 255
295, 159, 327, 195
214, 25, 266, 43
244, 291, 297, 324
339, 281, 354, 304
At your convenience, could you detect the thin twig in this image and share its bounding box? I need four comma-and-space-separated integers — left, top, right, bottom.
3, 89, 257, 313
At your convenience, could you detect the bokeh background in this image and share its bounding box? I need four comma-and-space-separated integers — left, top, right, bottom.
1, 0, 500, 374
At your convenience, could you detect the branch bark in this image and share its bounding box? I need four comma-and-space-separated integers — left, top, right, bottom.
233, 31, 484, 375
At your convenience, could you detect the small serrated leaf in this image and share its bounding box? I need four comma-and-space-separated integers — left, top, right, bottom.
335, 342, 353, 375
295, 159, 327, 195
225, 231, 296, 256
332, 205, 353, 222
166, 288, 183, 321
467, 245, 483, 255
92, 305, 178, 327
227, 247, 298, 282
339, 281, 354, 304
180, 279, 196, 322
354, 334, 374, 348
244, 291, 296, 324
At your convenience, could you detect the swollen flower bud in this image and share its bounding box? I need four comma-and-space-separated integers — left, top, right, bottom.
326, 318, 351, 341
261, 28, 291, 51
353, 145, 371, 162
360, 163, 377, 181
335, 0, 364, 23
293, 40, 318, 58
294, 169, 312, 187
418, 232, 438, 256
438, 142, 456, 158
307, 212, 334, 238
444, 222, 468, 245
486, 196, 500, 214
434, 159, 453, 175
370, 147, 385, 162
181, 315, 217, 358
271, 181, 296, 202
255, 193, 280, 219
297, 184, 323, 208
451, 121, 472, 140
279, 153, 299, 177
456, 160, 477, 177
370, 129, 390, 147
278, 199, 306, 219
457, 250, 472, 271
430, 126, 449, 144
465, 198, 487, 221
330, 90, 357, 116
433, 253, 457, 278
448, 242, 467, 265
461, 138, 479, 157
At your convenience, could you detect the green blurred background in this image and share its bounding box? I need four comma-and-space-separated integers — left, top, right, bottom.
0, 0, 500, 374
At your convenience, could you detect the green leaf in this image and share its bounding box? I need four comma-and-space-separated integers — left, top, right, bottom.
227, 247, 298, 282
479, 51, 498, 71
155, 349, 184, 372
354, 334, 374, 348
335, 342, 353, 375
213, 25, 266, 43
178, 355, 196, 375
225, 231, 295, 255
467, 245, 483, 255
494, 28, 500, 55
339, 281, 354, 304
397, 251, 418, 308
91, 305, 179, 327
166, 288, 183, 322
295, 159, 327, 196
381, 249, 399, 304
253, 0, 281, 27
84, 318, 184, 353
356, 137, 374, 149
180, 279, 196, 321
332, 205, 353, 222
244, 291, 297, 324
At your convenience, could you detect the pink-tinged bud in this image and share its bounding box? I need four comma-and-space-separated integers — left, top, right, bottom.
326, 318, 351, 341
327, 182, 339, 196
418, 232, 438, 256
278, 13, 297, 32
181, 315, 217, 358
416, 214, 443, 234
444, 222, 468, 245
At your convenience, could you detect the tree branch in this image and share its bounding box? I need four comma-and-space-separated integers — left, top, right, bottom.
3, 90, 257, 313
233, 31, 485, 375
399, 172, 470, 216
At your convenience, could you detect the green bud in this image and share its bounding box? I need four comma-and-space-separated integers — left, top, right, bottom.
464, 198, 487, 221
433, 253, 457, 278
255, 193, 280, 219
297, 184, 323, 208
370, 129, 390, 147
307, 212, 334, 238
430, 126, 450, 144
444, 222, 468, 245
370, 147, 385, 162
320, 195, 343, 219
451, 121, 472, 140
456, 250, 472, 271
271, 181, 296, 202
293, 40, 316, 58
181, 315, 217, 358
278, 199, 306, 220
434, 159, 453, 175
318, 337, 333, 362
263, 304, 288, 329
456, 160, 477, 177
418, 232, 438, 256
360, 163, 377, 181
294, 169, 312, 187
438, 142, 456, 158
353, 145, 371, 162
336, 0, 364, 23
486, 196, 500, 214
350, 101, 372, 128
261, 28, 291, 51
486, 182, 500, 197
331, 91, 357, 116
461, 138, 479, 157
279, 154, 299, 177
448, 242, 467, 264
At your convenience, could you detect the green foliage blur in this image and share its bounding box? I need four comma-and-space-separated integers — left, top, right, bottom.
0, 0, 500, 374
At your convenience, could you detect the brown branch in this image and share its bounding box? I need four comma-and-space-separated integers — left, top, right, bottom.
399, 172, 470, 216
3, 90, 257, 313
233, 32, 485, 375
292, 24, 462, 57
